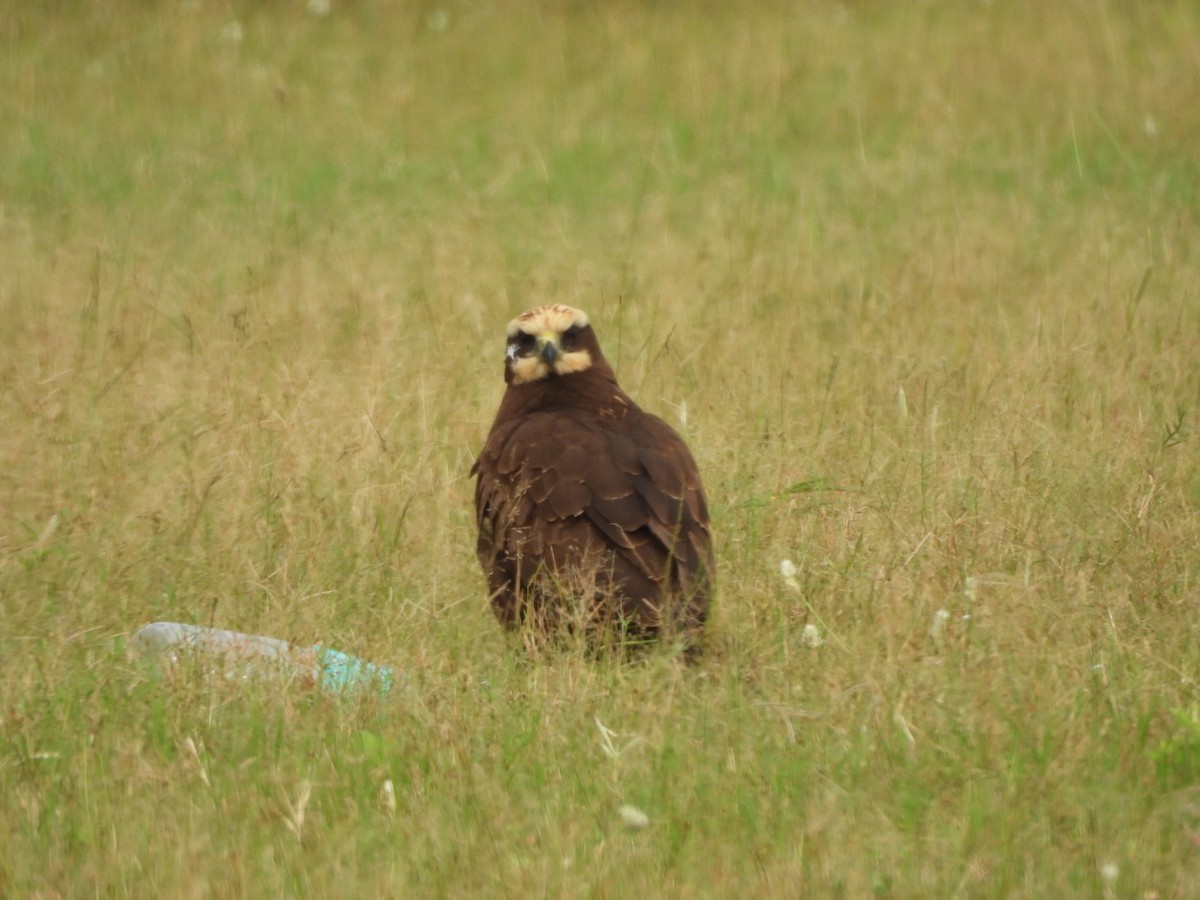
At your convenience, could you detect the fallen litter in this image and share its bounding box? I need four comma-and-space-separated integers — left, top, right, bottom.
131, 622, 396, 695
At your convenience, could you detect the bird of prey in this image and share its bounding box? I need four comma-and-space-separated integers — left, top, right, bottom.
471, 304, 714, 652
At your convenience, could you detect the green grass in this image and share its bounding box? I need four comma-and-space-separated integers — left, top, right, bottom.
3, 0, 1200, 895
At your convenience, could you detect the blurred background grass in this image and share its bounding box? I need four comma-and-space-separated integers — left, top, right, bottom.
3, 1, 1200, 896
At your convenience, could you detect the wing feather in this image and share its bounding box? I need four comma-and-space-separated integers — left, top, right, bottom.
475, 395, 713, 636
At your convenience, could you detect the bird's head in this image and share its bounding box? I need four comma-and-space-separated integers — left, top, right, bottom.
504, 304, 604, 385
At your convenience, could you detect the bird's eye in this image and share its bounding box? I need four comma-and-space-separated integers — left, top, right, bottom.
563, 325, 581, 341
508, 333, 536, 358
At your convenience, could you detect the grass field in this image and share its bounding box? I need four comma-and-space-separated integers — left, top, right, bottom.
3, 0, 1200, 895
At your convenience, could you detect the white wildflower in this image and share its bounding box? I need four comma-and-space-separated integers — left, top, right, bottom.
379, 779, 396, 816
618, 804, 649, 830
801, 624, 824, 648
930, 609, 951, 644
307, 0, 332, 15
779, 558, 801, 592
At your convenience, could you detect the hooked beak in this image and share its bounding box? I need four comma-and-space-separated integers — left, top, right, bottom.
537, 334, 561, 365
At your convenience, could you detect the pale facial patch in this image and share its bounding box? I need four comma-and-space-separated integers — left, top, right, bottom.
509, 348, 593, 384
505, 304, 594, 384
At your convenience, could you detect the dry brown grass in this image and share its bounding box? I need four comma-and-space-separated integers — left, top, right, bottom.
2, 1, 1199, 896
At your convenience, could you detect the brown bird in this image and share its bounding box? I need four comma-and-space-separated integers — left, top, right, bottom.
472, 304, 714, 652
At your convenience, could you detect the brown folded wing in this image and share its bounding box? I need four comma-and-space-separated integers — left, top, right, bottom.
473, 407, 712, 635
